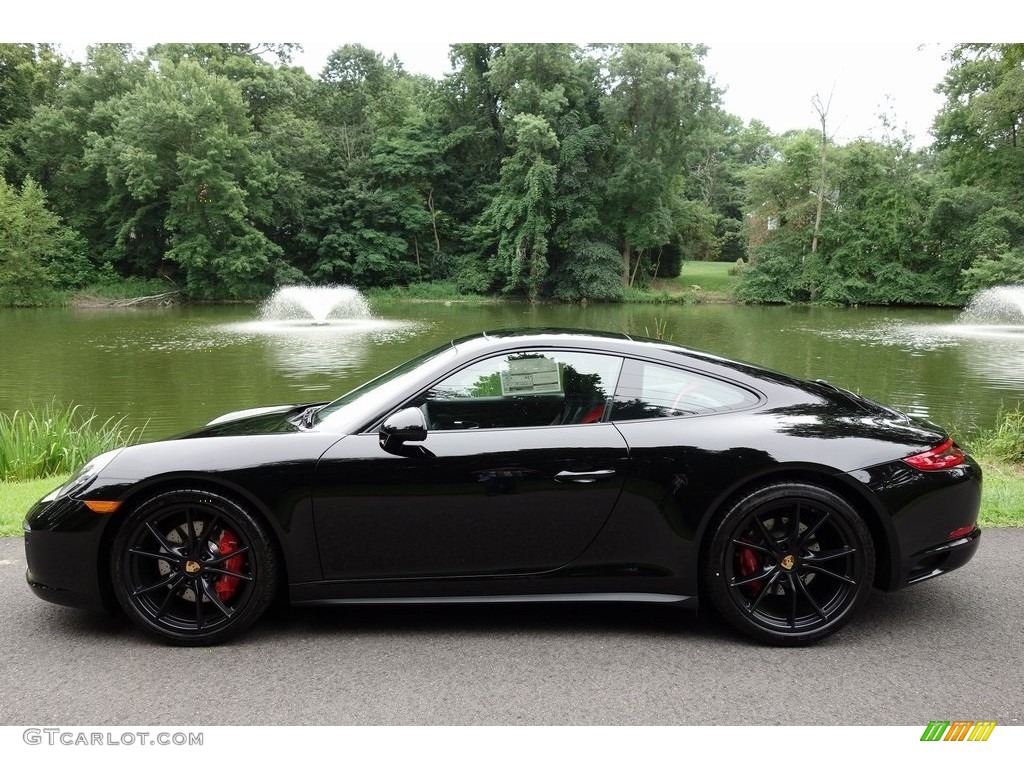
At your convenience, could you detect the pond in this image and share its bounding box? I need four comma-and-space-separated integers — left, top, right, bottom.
1, 290, 1023, 441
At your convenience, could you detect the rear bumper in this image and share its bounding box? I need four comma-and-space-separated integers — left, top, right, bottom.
904, 526, 982, 586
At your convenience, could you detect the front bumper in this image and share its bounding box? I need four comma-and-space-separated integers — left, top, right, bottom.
23, 494, 114, 612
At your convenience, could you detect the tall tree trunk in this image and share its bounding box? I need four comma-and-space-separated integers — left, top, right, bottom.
629, 248, 644, 288
622, 240, 632, 289
426, 188, 441, 256
810, 92, 831, 258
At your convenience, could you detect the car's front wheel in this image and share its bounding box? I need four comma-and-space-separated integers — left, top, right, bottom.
111, 489, 278, 646
703, 483, 875, 646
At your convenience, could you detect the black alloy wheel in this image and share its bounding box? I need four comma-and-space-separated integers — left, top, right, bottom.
703, 483, 875, 646
111, 489, 278, 646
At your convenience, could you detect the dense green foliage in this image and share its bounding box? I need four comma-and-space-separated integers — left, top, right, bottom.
0, 401, 143, 482
0, 42, 1021, 305
739, 44, 1024, 305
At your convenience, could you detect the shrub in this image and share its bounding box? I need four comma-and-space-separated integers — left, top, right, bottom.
971, 407, 1024, 465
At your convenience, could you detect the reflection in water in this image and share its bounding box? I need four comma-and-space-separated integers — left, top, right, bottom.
811, 314, 1024, 430
816, 321, 1024, 393
220, 319, 422, 381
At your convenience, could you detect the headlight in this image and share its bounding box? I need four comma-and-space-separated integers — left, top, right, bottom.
44, 449, 124, 502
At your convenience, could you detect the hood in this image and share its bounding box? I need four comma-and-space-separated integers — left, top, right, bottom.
175, 404, 323, 438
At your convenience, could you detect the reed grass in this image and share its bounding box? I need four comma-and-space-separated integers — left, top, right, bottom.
0, 401, 143, 482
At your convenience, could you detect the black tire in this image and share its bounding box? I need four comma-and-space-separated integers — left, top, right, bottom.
111, 489, 278, 646
702, 483, 874, 646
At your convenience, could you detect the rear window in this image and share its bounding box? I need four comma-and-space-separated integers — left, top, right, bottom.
611, 359, 758, 420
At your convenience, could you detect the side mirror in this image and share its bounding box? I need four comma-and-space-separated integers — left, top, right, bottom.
379, 407, 429, 455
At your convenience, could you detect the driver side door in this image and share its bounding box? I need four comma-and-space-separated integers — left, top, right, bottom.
312, 349, 628, 580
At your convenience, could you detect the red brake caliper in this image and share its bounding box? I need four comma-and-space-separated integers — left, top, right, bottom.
736, 538, 762, 595
214, 529, 245, 602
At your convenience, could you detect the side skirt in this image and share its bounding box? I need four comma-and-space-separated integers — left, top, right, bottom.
292, 592, 697, 607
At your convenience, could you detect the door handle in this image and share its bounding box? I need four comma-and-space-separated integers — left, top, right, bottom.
554, 469, 617, 484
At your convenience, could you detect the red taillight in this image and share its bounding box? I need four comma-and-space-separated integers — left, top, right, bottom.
947, 524, 976, 540
902, 439, 965, 471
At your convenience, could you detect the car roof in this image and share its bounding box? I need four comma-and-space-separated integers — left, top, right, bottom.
448, 327, 747, 369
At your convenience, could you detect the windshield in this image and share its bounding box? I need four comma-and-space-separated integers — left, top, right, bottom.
313, 343, 458, 433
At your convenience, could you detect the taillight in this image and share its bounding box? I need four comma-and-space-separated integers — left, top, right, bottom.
947, 524, 976, 540
902, 439, 965, 471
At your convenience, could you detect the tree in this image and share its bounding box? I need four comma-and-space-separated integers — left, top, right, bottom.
85, 59, 281, 297
484, 113, 560, 301
934, 44, 1024, 194
0, 44, 73, 182
0, 177, 85, 305
18, 45, 149, 278
602, 44, 720, 287
810, 92, 832, 257
932, 44, 1024, 295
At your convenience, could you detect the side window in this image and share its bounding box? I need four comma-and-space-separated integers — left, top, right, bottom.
413, 351, 623, 431
611, 359, 758, 420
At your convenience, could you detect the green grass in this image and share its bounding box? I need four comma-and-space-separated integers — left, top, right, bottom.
644, 260, 740, 302
623, 286, 698, 304
0, 476, 64, 536
678, 260, 740, 293
73, 276, 176, 302
975, 459, 1024, 527
0, 401, 143, 482
969, 407, 1024, 465
366, 281, 492, 304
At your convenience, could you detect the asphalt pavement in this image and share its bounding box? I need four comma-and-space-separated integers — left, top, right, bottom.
1, 531, 1021, 726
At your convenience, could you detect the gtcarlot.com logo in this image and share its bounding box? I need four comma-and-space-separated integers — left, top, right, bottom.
920, 721, 997, 742
23, 729, 203, 746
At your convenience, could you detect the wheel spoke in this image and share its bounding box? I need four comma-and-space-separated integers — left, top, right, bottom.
809, 545, 856, 562
789, 502, 802, 549
731, 538, 773, 556
153, 575, 186, 618
198, 579, 234, 619
730, 568, 774, 588
753, 515, 777, 553
793, 573, 828, 620
797, 511, 831, 549
132, 571, 183, 597
745, 570, 782, 614
203, 567, 253, 582
803, 564, 857, 585
205, 545, 251, 565
185, 508, 199, 551
195, 513, 221, 549
786, 573, 799, 628
127, 547, 177, 564
194, 587, 204, 630
144, 521, 180, 553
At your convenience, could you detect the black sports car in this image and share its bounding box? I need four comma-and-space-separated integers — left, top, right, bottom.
24, 329, 981, 646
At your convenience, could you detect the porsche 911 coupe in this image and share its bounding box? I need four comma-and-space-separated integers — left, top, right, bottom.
24, 329, 981, 646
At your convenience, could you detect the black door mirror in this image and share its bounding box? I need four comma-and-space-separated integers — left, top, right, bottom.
379, 407, 430, 456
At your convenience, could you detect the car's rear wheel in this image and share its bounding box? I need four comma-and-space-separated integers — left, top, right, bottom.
703, 483, 874, 646
111, 489, 278, 646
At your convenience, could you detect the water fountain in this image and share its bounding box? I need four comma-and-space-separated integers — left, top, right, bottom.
258, 285, 372, 325
218, 284, 420, 377
958, 285, 1024, 326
